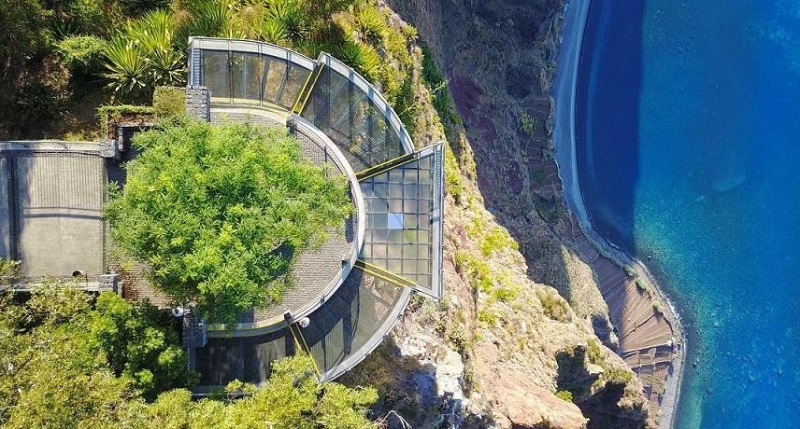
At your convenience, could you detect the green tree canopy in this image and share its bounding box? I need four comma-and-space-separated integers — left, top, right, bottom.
146, 355, 378, 429
0, 284, 189, 427
88, 292, 196, 400
104, 120, 351, 323
0, 284, 377, 427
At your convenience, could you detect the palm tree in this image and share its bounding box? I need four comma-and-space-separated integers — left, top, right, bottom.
336, 40, 381, 82
102, 36, 149, 100
134, 10, 185, 87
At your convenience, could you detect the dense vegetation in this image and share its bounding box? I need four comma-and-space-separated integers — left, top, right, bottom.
0, 282, 193, 425
0, 282, 377, 427
105, 121, 351, 323
0, 0, 420, 424
0, 0, 418, 139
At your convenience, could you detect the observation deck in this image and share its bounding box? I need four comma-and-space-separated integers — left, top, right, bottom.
186, 38, 444, 386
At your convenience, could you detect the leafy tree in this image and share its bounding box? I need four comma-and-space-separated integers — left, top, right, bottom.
104, 121, 351, 322
0, 284, 376, 427
147, 355, 378, 428
0, 284, 144, 427
89, 292, 196, 400
0, 0, 56, 138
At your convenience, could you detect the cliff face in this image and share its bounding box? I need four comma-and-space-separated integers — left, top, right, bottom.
340, 1, 652, 428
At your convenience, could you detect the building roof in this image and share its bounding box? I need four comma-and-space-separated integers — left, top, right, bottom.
0, 143, 106, 290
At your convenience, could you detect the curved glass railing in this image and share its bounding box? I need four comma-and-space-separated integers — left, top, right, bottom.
187, 37, 443, 384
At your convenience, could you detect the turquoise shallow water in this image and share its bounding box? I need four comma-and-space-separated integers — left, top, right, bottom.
576, 1, 800, 427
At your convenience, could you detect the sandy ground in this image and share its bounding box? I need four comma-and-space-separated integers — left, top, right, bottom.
552, 1, 687, 428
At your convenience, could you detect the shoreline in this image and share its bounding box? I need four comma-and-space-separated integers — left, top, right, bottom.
551, 1, 687, 428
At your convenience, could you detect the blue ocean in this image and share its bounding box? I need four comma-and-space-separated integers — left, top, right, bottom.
576, 1, 800, 427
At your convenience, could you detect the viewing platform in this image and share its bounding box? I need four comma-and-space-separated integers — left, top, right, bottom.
186, 38, 444, 386
0, 37, 445, 389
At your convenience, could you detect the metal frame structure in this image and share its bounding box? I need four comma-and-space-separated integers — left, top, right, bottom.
187, 37, 444, 385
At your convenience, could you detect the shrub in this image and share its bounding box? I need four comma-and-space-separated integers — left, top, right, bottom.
537, 288, 570, 323
587, 339, 603, 365
153, 87, 186, 119
354, 6, 386, 45
518, 112, 537, 138
556, 390, 573, 402
623, 265, 636, 278
102, 10, 186, 101
532, 169, 547, 184
102, 36, 150, 100
336, 40, 381, 82
492, 286, 519, 303
653, 301, 663, 316
420, 42, 451, 121
56, 35, 106, 74
602, 367, 633, 385
478, 308, 499, 326
479, 225, 519, 256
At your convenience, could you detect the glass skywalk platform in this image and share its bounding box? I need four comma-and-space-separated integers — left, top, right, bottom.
187, 37, 444, 386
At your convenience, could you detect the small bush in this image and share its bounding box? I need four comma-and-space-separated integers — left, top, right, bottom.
355, 6, 386, 45
420, 42, 451, 121
586, 339, 603, 365
153, 87, 186, 119
555, 390, 573, 402
479, 225, 519, 256
653, 301, 663, 316
518, 112, 537, 138
444, 145, 465, 203
448, 324, 470, 354
635, 278, 649, 293
623, 265, 636, 278
532, 169, 547, 184
602, 367, 633, 385
537, 289, 570, 323
478, 308, 499, 326
56, 35, 106, 74
492, 286, 518, 303
336, 40, 381, 82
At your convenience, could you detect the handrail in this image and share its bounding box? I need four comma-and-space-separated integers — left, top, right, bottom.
316, 53, 415, 155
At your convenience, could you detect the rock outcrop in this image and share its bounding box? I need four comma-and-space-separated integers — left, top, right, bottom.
341, 1, 655, 427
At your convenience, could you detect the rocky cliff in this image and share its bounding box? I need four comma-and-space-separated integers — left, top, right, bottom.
341, 1, 656, 428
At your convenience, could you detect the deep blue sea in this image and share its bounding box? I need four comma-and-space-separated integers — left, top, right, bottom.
576, 1, 800, 427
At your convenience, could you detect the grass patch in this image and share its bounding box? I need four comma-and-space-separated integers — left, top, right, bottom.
555, 390, 573, 402
586, 339, 603, 365
536, 288, 571, 323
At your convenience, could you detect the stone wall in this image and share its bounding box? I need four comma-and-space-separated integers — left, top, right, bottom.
186, 86, 210, 121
